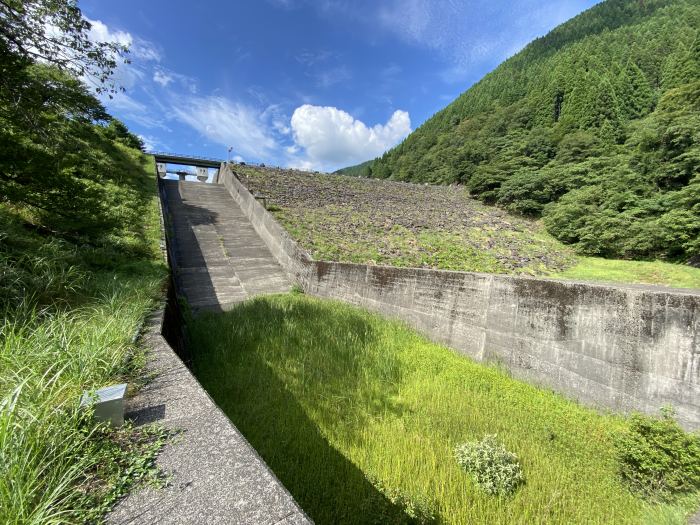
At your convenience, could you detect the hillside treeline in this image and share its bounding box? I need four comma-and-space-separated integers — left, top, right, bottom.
344, 0, 700, 261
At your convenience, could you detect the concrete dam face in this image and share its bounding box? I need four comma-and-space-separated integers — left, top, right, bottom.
160, 163, 700, 430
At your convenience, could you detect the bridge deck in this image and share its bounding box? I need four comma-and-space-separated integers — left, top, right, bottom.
162, 180, 291, 311
153, 153, 222, 168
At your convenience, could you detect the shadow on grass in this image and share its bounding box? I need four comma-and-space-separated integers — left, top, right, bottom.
191, 300, 417, 524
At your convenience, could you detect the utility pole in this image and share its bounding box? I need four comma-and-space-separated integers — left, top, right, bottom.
227, 146, 233, 163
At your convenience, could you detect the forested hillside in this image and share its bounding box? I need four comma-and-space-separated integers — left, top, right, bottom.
340, 0, 700, 261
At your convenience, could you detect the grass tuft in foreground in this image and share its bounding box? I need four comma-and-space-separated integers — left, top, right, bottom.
190, 293, 700, 524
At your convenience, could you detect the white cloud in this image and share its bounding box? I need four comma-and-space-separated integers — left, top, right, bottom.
107, 92, 170, 130
172, 96, 278, 159
273, 119, 291, 135
86, 18, 161, 62
110, 64, 145, 90
153, 68, 197, 93
78, 18, 162, 91
287, 158, 316, 171
153, 69, 173, 87
86, 18, 132, 48
130, 40, 162, 62
138, 134, 158, 151
290, 104, 411, 170
109, 92, 147, 113
261, 104, 292, 135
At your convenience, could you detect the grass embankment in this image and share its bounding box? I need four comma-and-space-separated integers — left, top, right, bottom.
190, 293, 700, 525
552, 257, 700, 289
238, 166, 700, 289
0, 146, 168, 523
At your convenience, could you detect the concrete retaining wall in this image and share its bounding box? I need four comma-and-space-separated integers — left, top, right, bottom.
220, 164, 313, 284
219, 164, 700, 429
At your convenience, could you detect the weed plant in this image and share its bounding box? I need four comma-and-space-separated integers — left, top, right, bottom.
617, 408, 700, 500
454, 435, 524, 496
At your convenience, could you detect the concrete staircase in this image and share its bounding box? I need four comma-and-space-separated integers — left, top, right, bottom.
162, 180, 291, 311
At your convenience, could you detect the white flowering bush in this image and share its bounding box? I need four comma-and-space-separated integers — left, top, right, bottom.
454, 435, 524, 496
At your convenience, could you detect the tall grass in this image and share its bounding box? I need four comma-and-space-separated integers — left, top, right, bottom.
0, 147, 168, 522
190, 293, 700, 524
0, 282, 163, 524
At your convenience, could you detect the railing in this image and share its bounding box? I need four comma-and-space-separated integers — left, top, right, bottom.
148, 151, 225, 164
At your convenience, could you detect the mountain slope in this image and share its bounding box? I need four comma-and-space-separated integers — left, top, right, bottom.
341, 0, 700, 261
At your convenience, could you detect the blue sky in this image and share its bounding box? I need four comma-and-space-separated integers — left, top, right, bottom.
80, 0, 599, 172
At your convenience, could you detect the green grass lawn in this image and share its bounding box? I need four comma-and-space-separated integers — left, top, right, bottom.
551, 257, 700, 289
238, 166, 700, 289
190, 293, 700, 525
0, 147, 169, 523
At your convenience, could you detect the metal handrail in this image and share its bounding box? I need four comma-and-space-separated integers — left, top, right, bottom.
148, 151, 224, 163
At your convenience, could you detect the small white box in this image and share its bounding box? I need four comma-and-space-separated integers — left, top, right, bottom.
81, 383, 128, 427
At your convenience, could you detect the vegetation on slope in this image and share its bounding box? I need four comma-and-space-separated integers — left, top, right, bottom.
238, 165, 700, 287
190, 293, 700, 524
1, 1, 169, 521
240, 165, 574, 275
340, 0, 700, 263
0, 145, 169, 523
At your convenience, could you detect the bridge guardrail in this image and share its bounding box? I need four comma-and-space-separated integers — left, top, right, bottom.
148, 151, 225, 164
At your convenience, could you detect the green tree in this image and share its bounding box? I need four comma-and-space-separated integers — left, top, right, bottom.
617, 61, 655, 119
0, 0, 128, 94
0, 0, 140, 239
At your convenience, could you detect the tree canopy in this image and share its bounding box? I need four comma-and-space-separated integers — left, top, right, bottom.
0, 0, 128, 94
0, 0, 147, 242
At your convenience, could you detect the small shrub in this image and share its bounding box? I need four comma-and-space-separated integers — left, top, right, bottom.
454, 435, 524, 496
616, 408, 700, 499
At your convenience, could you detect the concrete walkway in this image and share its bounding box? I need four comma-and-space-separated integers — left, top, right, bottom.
108, 180, 308, 524
163, 180, 291, 312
